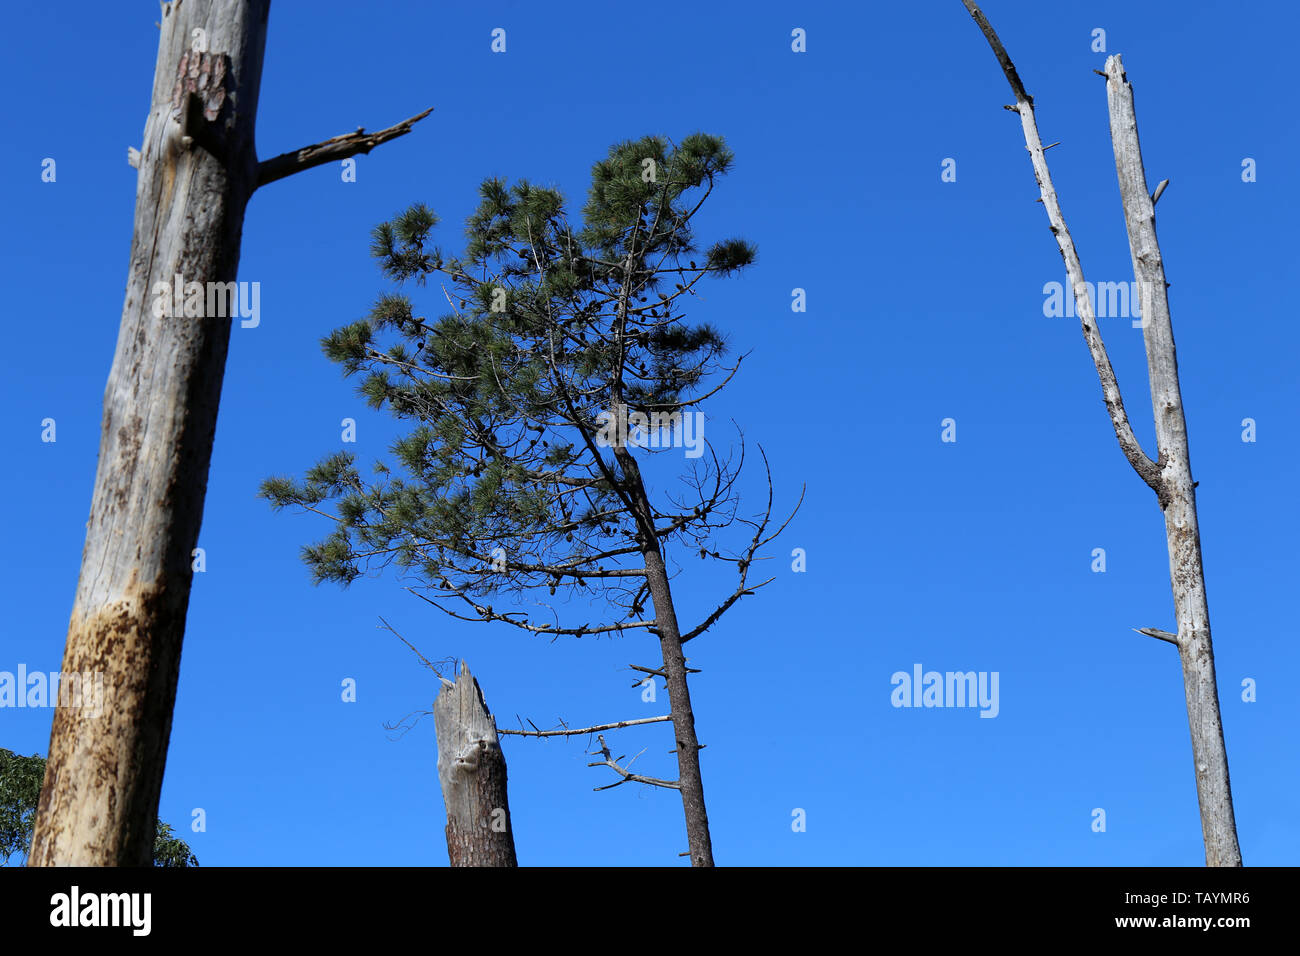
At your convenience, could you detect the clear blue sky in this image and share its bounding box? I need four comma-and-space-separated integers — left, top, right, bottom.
1, 0, 1295, 866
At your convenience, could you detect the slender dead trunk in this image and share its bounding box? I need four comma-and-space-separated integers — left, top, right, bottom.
30, 0, 428, 866
433, 663, 518, 867
1104, 55, 1240, 866
960, 1, 1241, 866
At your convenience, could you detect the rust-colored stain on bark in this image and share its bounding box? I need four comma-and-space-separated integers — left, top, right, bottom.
30, 583, 181, 866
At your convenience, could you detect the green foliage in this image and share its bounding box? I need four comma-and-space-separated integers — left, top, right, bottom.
0, 749, 43, 865
262, 133, 758, 636
151, 822, 200, 868
0, 748, 198, 867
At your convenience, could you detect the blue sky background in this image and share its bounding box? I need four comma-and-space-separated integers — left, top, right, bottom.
1, 0, 1295, 866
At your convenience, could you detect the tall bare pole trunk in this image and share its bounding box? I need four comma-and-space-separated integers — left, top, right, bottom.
1103, 55, 1239, 866
433, 663, 518, 867
30, 0, 429, 866
960, 2, 1240, 866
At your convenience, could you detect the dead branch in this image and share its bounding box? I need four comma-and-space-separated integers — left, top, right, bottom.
499, 715, 673, 738
256, 107, 433, 189
587, 734, 680, 791
960, 0, 1163, 499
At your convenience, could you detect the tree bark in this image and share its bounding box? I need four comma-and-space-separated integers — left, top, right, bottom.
1103, 54, 1241, 867
30, 0, 429, 866
433, 663, 518, 867
643, 538, 714, 867
615, 447, 714, 867
604, 248, 714, 866
30, 0, 270, 867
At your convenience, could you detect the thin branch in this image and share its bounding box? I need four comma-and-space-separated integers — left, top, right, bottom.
1134, 626, 1180, 647
255, 107, 433, 189
628, 663, 700, 686
682, 448, 804, 643
961, 0, 1032, 105
404, 586, 656, 637
960, 1, 1164, 498
499, 715, 672, 737
377, 615, 455, 680
587, 734, 680, 791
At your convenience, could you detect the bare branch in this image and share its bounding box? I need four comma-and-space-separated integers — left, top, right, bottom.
1133, 626, 1180, 647
377, 615, 455, 679
960, 1, 1163, 498
404, 586, 656, 638
961, 0, 1033, 105
499, 715, 672, 738
255, 107, 433, 189
628, 663, 700, 687
587, 734, 680, 791
682, 448, 804, 643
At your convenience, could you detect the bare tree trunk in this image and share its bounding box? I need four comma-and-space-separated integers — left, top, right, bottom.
644, 545, 714, 867
617, 448, 714, 867
433, 663, 518, 867
30, 0, 429, 866
1104, 55, 1240, 867
960, 1, 1241, 866
599, 245, 714, 866
30, 0, 270, 867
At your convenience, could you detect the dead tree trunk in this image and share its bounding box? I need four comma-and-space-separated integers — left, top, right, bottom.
29, 0, 429, 866
960, 1, 1241, 866
433, 663, 518, 867
1103, 55, 1240, 866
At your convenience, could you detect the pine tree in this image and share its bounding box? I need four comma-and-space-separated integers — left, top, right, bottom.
262, 133, 800, 866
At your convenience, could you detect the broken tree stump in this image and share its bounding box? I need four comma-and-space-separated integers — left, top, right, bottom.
433, 662, 518, 867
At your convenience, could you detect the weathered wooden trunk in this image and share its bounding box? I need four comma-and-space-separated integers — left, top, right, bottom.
433, 663, 518, 867
1104, 55, 1240, 866
960, 1, 1241, 866
29, 0, 270, 866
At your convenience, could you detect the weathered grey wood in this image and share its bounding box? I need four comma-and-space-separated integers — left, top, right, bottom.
963, 3, 1161, 494
29, 0, 271, 867
960, 1, 1242, 867
433, 663, 518, 867
29, 0, 429, 867
1104, 54, 1240, 867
